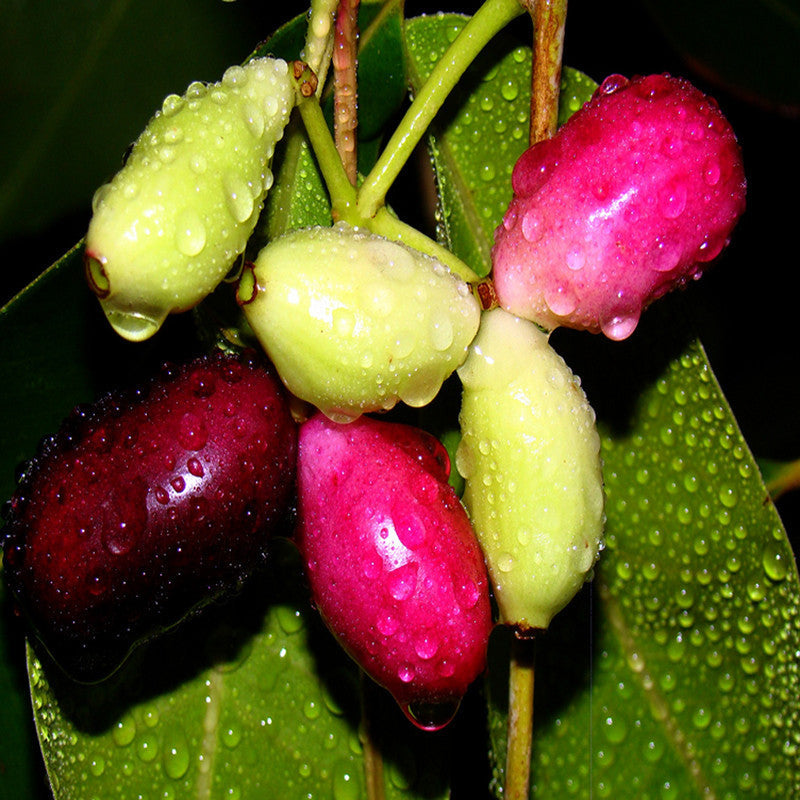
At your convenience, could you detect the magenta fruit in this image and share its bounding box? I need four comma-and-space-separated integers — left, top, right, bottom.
2, 351, 297, 681
295, 412, 493, 730
492, 73, 746, 340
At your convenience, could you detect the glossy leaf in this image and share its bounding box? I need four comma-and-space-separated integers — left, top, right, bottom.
404, 12, 800, 798
27, 539, 450, 800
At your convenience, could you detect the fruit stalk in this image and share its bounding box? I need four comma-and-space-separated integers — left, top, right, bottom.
528, 0, 567, 144
293, 64, 359, 220
506, 636, 536, 800
356, 0, 525, 220
333, 0, 360, 185
360, 673, 387, 800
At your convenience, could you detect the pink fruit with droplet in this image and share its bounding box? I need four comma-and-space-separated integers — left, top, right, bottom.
295, 413, 492, 730
492, 73, 746, 340
2, 350, 297, 681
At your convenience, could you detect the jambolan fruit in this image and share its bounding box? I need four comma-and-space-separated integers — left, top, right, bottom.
1, 350, 297, 681
84, 57, 294, 342
238, 222, 481, 422
457, 308, 605, 631
295, 412, 493, 730
492, 73, 746, 340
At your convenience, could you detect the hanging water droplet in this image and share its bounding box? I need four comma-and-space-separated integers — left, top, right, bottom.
402, 698, 460, 731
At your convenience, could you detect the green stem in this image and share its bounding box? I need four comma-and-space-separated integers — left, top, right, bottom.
528, 0, 568, 145
505, 633, 536, 800
356, 0, 525, 220
371, 207, 481, 283
295, 85, 359, 221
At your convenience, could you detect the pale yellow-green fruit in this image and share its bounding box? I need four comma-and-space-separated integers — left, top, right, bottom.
238, 223, 481, 421
85, 57, 294, 342
456, 308, 604, 630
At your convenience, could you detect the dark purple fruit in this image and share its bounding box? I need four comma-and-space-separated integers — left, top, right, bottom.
2, 350, 297, 681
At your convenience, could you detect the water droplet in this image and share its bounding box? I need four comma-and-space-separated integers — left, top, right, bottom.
137, 732, 159, 762
104, 308, 165, 342
429, 314, 454, 351
178, 411, 208, 450
190, 154, 208, 175
221, 724, 242, 748
163, 730, 190, 780
544, 285, 577, 316
703, 158, 721, 186
387, 563, 417, 600
332, 766, 361, 800
413, 634, 439, 660
223, 173, 255, 223
600, 311, 640, 341
175, 209, 207, 256
113, 714, 137, 747
276, 606, 304, 634
403, 698, 460, 731
602, 715, 627, 744
660, 183, 688, 219
762, 541, 787, 581
501, 80, 519, 101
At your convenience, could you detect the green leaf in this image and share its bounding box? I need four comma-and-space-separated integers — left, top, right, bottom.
27, 539, 451, 800
404, 12, 800, 798
489, 309, 800, 798
404, 14, 596, 277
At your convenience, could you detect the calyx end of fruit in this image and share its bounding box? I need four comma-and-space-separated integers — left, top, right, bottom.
84, 251, 110, 299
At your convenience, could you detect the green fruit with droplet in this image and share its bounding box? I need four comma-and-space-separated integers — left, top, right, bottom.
237, 222, 481, 421
84, 57, 294, 342
456, 307, 605, 630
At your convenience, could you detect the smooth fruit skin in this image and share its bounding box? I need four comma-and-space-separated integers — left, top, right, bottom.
295, 413, 492, 730
457, 308, 604, 631
84, 58, 293, 342
2, 351, 297, 681
492, 73, 746, 340
238, 222, 481, 422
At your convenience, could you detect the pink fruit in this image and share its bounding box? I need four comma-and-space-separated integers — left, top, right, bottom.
295, 413, 492, 730
2, 350, 297, 681
492, 73, 746, 340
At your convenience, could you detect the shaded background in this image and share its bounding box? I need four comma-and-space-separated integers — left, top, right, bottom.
0, 0, 798, 795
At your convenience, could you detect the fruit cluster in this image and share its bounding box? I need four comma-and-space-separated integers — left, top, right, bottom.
1, 32, 744, 736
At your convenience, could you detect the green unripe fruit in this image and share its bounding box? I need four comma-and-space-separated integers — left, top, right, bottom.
238, 223, 481, 421
456, 308, 604, 630
85, 57, 294, 342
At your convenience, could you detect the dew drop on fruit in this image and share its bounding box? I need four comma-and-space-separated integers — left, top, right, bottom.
387, 562, 417, 601
429, 314, 454, 351
178, 411, 209, 451
413, 633, 439, 660
223, 173, 255, 223
175, 209, 207, 256
659, 183, 688, 219
402, 699, 461, 731
545, 285, 577, 316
